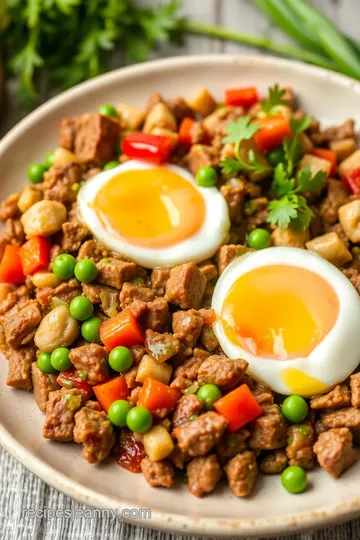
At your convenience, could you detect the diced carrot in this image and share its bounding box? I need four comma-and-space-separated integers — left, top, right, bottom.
93, 375, 129, 413
100, 308, 144, 350
19, 236, 51, 275
254, 114, 291, 152
311, 148, 337, 176
0, 244, 25, 284
178, 117, 196, 146
137, 378, 181, 417
214, 384, 263, 432
225, 87, 259, 108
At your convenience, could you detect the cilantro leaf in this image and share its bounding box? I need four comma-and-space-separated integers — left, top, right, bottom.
222, 116, 259, 145
267, 196, 299, 229
289, 196, 314, 231
283, 114, 313, 176
220, 158, 244, 176
296, 167, 326, 193
261, 84, 289, 116
271, 163, 295, 197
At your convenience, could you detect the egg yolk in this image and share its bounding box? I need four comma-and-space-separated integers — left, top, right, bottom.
93, 168, 206, 248
221, 265, 339, 360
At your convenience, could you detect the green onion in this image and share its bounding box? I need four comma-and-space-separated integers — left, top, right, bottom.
183, 383, 199, 395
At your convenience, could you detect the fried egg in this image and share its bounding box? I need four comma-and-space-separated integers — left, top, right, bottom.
212, 247, 360, 396
77, 160, 230, 269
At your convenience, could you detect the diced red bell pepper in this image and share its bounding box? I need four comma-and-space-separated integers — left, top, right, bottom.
0, 244, 25, 284
56, 367, 93, 395
121, 133, 174, 165
19, 236, 51, 276
178, 117, 196, 146
225, 87, 259, 108
137, 377, 181, 417
116, 429, 146, 473
93, 375, 129, 413
342, 167, 360, 195
100, 308, 144, 351
214, 384, 263, 432
254, 114, 292, 152
311, 148, 337, 176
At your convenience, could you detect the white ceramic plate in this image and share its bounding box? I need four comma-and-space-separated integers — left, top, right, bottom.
1, 55, 360, 539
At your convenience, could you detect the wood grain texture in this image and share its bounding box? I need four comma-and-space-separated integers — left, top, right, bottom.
2, 1, 360, 539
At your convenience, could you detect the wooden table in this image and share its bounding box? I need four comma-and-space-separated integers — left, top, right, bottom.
2, 1, 360, 538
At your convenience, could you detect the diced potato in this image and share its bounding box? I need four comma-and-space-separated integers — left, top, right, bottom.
271, 227, 310, 248
339, 149, 360, 177
299, 133, 314, 154
143, 103, 177, 133
150, 127, 178, 144
143, 425, 174, 462
117, 103, 145, 131
306, 232, 352, 267
330, 138, 357, 162
187, 87, 217, 117
17, 186, 42, 214
203, 106, 233, 134
53, 146, 79, 167
136, 354, 172, 385
0, 283, 14, 303
299, 154, 331, 181
339, 200, 360, 243
32, 272, 62, 289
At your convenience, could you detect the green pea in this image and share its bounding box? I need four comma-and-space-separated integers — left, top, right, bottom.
44, 152, 55, 170
247, 228, 271, 250
196, 384, 222, 411
282, 395, 308, 423
74, 259, 98, 283
51, 347, 72, 371
27, 163, 47, 184
52, 254, 76, 280
103, 161, 119, 171
109, 346, 134, 372
81, 317, 102, 343
281, 466, 307, 494
98, 104, 118, 118
108, 399, 133, 427
268, 146, 285, 168
126, 406, 153, 433
70, 295, 94, 321
195, 166, 218, 187
37, 351, 57, 374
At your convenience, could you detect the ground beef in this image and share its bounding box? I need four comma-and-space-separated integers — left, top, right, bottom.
168, 97, 195, 122
197, 355, 248, 389
60, 113, 120, 165
43, 163, 82, 206
3, 299, 41, 347
343, 268, 360, 294
128, 386, 142, 406
165, 263, 206, 309
320, 179, 349, 225
140, 458, 175, 488
4, 218, 25, 245
200, 327, 219, 352
249, 405, 287, 450
311, 119, 355, 145
61, 221, 89, 252
129, 344, 146, 365
43, 388, 87, 441
144, 329, 179, 363
69, 344, 109, 385
0, 194, 19, 221
220, 183, 245, 224
172, 394, 203, 428
31, 362, 60, 412
82, 283, 120, 317
187, 455, 222, 498
151, 268, 171, 296
123, 366, 139, 389
215, 430, 250, 463
174, 412, 227, 457
252, 383, 274, 406
119, 282, 155, 309
197, 260, 217, 281
314, 427, 357, 478
6, 345, 36, 390
174, 356, 203, 382
259, 450, 288, 474
321, 407, 360, 429
97, 258, 137, 290
310, 384, 351, 409
77, 240, 112, 262
350, 374, 360, 407
135, 297, 169, 332
186, 144, 219, 175
225, 451, 258, 497
172, 309, 203, 349
36, 278, 81, 307
217, 244, 252, 275
286, 423, 314, 469
73, 406, 115, 463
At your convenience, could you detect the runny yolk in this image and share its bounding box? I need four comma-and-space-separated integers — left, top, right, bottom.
221, 265, 339, 360
94, 168, 206, 248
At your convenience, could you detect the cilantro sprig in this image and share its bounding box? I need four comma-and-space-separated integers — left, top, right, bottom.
220, 116, 272, 177
260, 84, 290, 116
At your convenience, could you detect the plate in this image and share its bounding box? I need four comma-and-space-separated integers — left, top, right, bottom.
1, 55, 360, 538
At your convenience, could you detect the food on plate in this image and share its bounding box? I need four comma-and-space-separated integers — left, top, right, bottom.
2, 85, 360, 499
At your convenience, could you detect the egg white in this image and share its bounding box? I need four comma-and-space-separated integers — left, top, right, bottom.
212, 247, 360, 396
77, 160, 230, 269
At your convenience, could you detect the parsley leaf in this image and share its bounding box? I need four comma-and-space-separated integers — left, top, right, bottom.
289, 196, 314, 231
296, 166, 326, 193
271, 163, 295, 197
267, 196, 299, 229
283, 115, 312, 176
222, 116, 259, 145
261, 84, 289, 116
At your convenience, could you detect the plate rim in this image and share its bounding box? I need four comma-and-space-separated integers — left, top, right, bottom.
2, 53, 360, 537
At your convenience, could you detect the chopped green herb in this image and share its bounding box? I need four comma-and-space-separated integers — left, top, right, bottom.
260, 84, 289, 116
